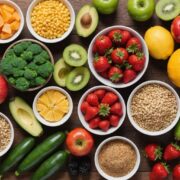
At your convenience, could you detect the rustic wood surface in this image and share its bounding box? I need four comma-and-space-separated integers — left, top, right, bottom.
0, 0, 179, 179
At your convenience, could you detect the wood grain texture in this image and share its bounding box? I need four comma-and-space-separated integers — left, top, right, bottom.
0, 0, 178, 179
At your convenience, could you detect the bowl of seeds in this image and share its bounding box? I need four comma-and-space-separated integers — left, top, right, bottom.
0, 112, 14, 157
127, 80, 180, 136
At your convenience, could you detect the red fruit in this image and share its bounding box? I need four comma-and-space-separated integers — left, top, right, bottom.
149, 172, 161, 180
109, 115, 120, 127
0, 75, 8, 104
101, 92, 118, 106
126, 37, 142, 53
120, 30, 132, 45
144, 144, 162, 161
111, 48, 129, 65
93, 56, 110, 73
86, 93, 99, 106
93, 44, 98, 53
99, 120, 110, 131
110, 102, 123, 116
81, 101, 89, 114
98, 103, 110, 117
123, 69, 137, 84
95, 35, 112, 55
89, 117, 101, 129
163, 143, 180, 161
171, 16, 180, 43
173, 164, 180, 180
94, 89, 106, 100
108, 29, 122, 45
85, 106, 99, 121
99, 70, 109, 79
151, 163, 169, 179
108, 66, 123, 83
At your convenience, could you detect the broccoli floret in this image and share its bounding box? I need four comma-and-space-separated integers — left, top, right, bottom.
13, 44, 24, 56
15, 77, 30, 91
0, 57, 13, 75
35, 77, 46, 85
27, 44, 43, 55
24, 68, 37, 80
13, 69, 24, 78
37, 61, 54, 78
33, 55, 46, 65
39, 50, 50, 60
29, 79, 36, 87
11, 57, 27, 69
8, 77, 16, 85
5, 49, 16, 58
27, 62, 38, 71
21, 51, 33, 62
20, 41, 32, 50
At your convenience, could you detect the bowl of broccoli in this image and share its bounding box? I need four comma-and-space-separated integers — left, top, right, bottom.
0, 39, 54, 91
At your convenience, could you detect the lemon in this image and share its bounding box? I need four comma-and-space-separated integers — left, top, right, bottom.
168, 49, 180, 88
144, 26, 174, 60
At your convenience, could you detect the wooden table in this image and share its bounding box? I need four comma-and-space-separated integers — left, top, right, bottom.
0, 0, 179, 179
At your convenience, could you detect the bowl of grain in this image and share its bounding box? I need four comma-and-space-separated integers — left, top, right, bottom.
0, 113, 14, 157
26, 0, 75, 43
95, 136, 140, 180
127, 80, 180, 136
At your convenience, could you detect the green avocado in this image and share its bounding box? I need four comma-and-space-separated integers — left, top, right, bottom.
76, 5, 99, 37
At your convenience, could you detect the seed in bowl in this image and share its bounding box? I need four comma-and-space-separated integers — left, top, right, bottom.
36, 90, 69, 122
131, 84, 178, 131
31, 0, 70, 39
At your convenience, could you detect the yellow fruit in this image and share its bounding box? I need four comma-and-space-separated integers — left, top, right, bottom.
168, 49, 180, 87
144, 26, 174, 60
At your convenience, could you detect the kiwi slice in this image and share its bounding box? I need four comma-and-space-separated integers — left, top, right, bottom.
66, 67, 90, 91
63, 44, 87, 67
155, 0, 180, 21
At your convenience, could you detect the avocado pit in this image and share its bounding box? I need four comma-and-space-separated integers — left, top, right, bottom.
80, 13, 92, 28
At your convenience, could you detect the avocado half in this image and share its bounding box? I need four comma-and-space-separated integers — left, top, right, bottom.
76, 5, 99, 37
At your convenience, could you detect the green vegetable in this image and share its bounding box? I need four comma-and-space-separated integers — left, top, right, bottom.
34, 55, 46, 65
37, 62, 54, 78
27, 62, 38, 71
32, 151, 69, 180
13, 69, 24, 78
15, 77, 30, 91
24, 68, 37, 80
20, 41, 32, 50
5, 49, 16, 58
175, 120, 180, 141
0, 58, 13, 75
21, 51, 33, 62
11, 57, 27, 69
35, 77, 46, 86
0, 137, 35, 177
27, 44, 43, 55
8, 77, 16, 85
40, 50, 50, 60
13, 44, 24, 56
15, 132, 66, 176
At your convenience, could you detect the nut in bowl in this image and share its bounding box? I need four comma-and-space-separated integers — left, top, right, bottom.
127, 80, 180, 136
26, 0, 75, 43
78, 86, 126, 135
33, 86, 73, 127
88, 25, 149, 88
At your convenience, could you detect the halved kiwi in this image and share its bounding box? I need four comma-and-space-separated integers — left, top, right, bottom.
155, 0, 180, 21
63, 44, 87, 67
66, 67, 90, 91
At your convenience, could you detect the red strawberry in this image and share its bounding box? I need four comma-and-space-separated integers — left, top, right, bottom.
163, 143, 180, 161
126, 37, 142, 54
85, 106, 99, 121
109, 115, 120, 127
94, 89, 106, 100
89, 117, 101, 129
120, 30, 132, 45
98, 103, 110, 117
101, 92, 118, 106
99, 120, 110, 131
123, 69, 137, 83
151, 163, 169, 179
108, 66, 123, 83
144, 144, 162, 161
110, 102, 123, 116
149, 172, 159, 180
81, 101, 89, 114
93, 44, 98, 53
86, 93, 99, 106
108, 29, 122, 45
173, 164, 180, 180
99, 70, 109, 79
94, 56, 110, 73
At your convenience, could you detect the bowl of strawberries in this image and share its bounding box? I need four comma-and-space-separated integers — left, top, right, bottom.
88, 25, 149, 88
78, 86, 126, 135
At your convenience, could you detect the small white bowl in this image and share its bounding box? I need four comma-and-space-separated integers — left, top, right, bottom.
78, 86, 126, 135
88, 25, 149, 88
26, 0, 75, 43
0, 0, 24, 44
127, 80, 180, 136
95, 136, 141, 180
33, 86, 73, 127
0, 113, 14, 157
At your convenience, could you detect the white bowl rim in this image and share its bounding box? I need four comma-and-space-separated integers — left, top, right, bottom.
127, 80, 180, 136
0, 112, 14, 157
78, 85, 126, 135
33, 86, 73, 127
26, 0, 75, 43
88, 25, 149, 88
0, 0, 24, 44
94, 136, 141, 180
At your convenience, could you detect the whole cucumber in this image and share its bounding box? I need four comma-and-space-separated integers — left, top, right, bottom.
32, 150, 69, 180
0, 137, 35, 177
15, 132, 66, 176
175, 120, 180, 141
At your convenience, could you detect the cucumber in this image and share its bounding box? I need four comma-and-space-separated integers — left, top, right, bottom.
15, 132, 66, 176
0, 137, 35, 177
32, 150, 69, 180
175, 120, 180, 141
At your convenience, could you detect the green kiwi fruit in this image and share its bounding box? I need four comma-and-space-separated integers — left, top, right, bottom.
63, 44, 87, 67
66, 67, 90, 91
155, 0, 180, 21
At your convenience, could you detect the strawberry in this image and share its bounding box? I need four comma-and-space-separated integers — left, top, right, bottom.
120, 30, 132, 45
108, 29, 122, 45
151, 163, 169, 179
110, 102, 123, 116
98, 103, 110, 117
81, 101, 89, 114
99, 70, 109, 79
86, 93, 99, 106
173, 164, 180, 180
149, 172, 160, 180
89, 117, 101, 129
163, 143, 180, 161
108, 66, 123, 83
101, 92, 118, 106
99, 120, 110, 131
126, 37, 142, 54
94, 56, 110, 73
123, 69, 137, 83
109, 115, 120, 127
94, 89, 106, 100
144, 144, 162, 161
85, 106, 98, 121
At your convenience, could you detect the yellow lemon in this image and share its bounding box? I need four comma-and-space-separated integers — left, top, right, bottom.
168, 49, 180, 88
144, 26, 174, 60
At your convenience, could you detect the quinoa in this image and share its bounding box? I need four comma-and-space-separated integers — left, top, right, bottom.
0, 116, 11, 152
131, 84, 178, 131
98, 140, 136, 177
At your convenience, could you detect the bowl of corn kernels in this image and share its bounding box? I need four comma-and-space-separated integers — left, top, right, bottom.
26, 0, 75, 43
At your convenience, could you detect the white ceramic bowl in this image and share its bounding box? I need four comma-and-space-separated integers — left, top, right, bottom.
0, 0, 24, 44
95, 136, 141, 180
26, 0, 75, 43
78, 86, 126, 135
33, 86, 73, 127
127, 80, 180, 136
0, 113, 14, 157
88, 25, 149, 88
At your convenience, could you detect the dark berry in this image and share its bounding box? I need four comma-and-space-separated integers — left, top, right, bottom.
68, 156, 79, 176
79, 156, 91, 175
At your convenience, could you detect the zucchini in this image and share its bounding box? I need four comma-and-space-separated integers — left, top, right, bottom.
175, 120, 180, 141
15, 132, 66, 176
0, 137, 35, 177
32, 150, 69, 180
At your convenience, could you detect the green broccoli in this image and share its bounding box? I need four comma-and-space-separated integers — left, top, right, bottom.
24, 68, 37, 80
21, 51, 33, 62
29, 79, 36, 87
8, 77, 16, 85
20, 41, 32, 50
33, 55, 46, 65
15, 77, 30, 91
13, 69, 24, 78
5, 49, 16, 58
37, 61, 54, 78
13, 44, 24, 56
11, 57, 27, 69
27, 44, 43, 55
35, 77, 46, 86
39, 50, 50, 60
0, 57, 14, 75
